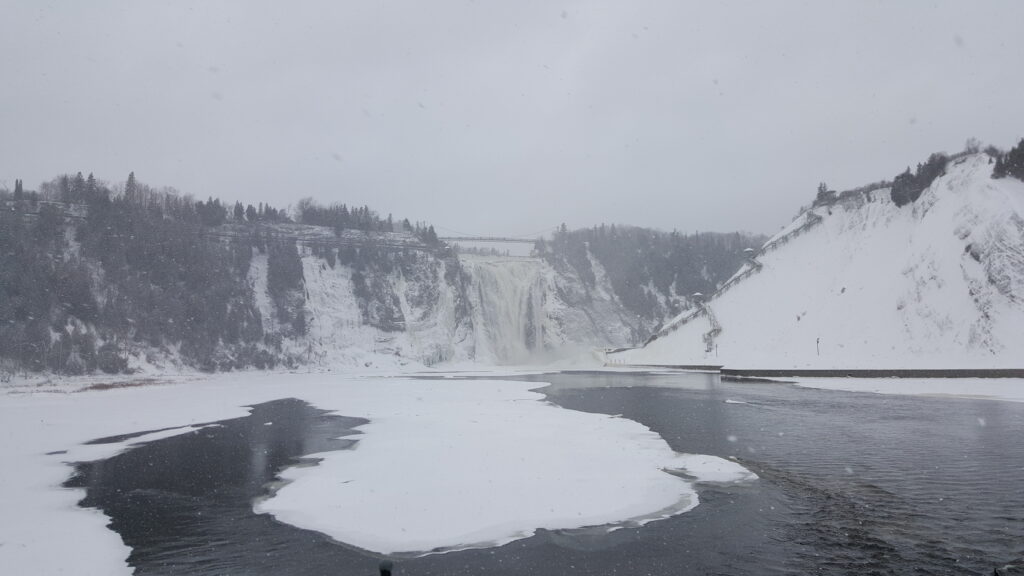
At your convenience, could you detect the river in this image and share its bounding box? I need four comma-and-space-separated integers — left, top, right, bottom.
66, 371, 1024, 575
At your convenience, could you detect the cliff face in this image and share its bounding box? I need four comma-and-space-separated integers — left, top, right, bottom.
0, 190, 760, 375
461, 254, 643, 365
247, 242, 475, 369
612, 153, 1024, 369
251, 247, 646, 369
0, 213, 669, 375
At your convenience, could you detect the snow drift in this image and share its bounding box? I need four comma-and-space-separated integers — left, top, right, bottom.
611, 153, 1024, 369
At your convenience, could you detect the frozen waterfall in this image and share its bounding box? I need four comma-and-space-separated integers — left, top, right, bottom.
464, 257, 547, 364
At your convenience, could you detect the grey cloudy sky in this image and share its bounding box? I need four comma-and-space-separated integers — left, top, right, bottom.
2, 1, 1023, 237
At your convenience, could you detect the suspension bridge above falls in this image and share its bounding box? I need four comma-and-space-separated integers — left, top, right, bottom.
440, 236, 540, 258
439, 236, 539, 244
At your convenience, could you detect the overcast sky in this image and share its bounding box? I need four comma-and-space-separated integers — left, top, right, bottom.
2, 1, 1023, 237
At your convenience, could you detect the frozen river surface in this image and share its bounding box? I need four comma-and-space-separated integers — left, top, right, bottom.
61, 372, 1024, 574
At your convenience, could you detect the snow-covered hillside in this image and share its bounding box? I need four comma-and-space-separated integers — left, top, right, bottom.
611, 153, 1024, 369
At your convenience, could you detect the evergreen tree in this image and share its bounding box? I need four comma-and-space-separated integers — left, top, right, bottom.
815, 182, 835, 204
994, 154, 1007, 178
891, 168, 914, 207
420, 225, 439, 245
891, 152, 947, 207
71, 172, 86, 202
59, 175, 72, 202
996, 138, 1024, 181
196, 197, 227, 226
85, 173, 97, 202
125, 172, 137, 197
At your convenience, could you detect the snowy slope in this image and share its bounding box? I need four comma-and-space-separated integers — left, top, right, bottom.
612, 153, 1024, 369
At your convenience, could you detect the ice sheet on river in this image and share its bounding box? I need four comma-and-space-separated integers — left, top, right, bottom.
0, 372, 754, 574
254, 378, 755, 555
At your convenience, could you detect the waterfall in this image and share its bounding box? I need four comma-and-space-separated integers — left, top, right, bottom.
464, 257, 546, 364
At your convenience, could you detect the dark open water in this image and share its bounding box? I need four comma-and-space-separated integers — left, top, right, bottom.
65, 372, 1024, 575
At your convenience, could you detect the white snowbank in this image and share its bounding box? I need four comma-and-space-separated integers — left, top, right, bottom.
0, 371, 753, 573
788, 377, 1024, 403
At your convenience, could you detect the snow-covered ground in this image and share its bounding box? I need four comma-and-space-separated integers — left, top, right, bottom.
786, 376, 1024, 403
612, 154, 1024, 369
0, 371, 753, 574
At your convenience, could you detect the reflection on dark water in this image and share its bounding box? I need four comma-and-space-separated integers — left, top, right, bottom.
65, 399, 382, 575
65, 377, 1024, 575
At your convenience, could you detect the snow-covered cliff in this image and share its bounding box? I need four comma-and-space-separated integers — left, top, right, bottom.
462, 254, 641, 364
246, 247, 474, 369
0, 190, 747, 376
611, 153, 1024, 369
250, 248, 643, 369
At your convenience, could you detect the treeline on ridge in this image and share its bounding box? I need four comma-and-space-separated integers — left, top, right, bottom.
993, 138, 1024, 181
295, 197, 440, 245
0, 172, 429, 376
535, 224, 765, 328
813, 138, 1024, 210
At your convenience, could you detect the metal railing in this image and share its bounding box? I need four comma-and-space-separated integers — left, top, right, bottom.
640, 209, 826, 345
